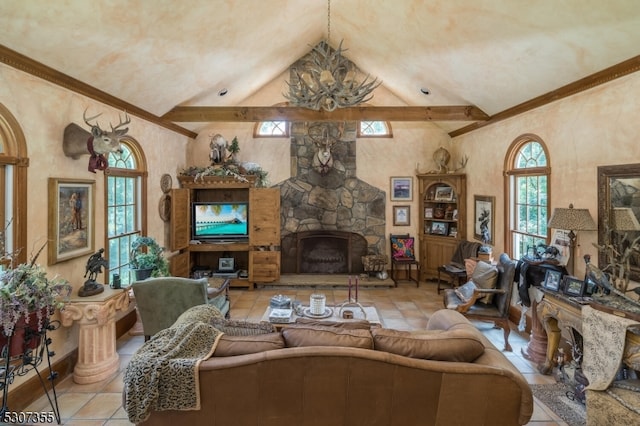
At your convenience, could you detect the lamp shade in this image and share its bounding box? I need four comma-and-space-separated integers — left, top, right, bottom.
548, 204, 597, 231
612, 207, 640, 231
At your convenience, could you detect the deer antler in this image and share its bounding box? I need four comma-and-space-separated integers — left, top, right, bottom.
111, 112, 131, 132
83, 108, 103, 127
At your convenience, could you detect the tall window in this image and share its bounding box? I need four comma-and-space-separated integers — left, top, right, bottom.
105, 138, 146, 286
505, 135, 550, 260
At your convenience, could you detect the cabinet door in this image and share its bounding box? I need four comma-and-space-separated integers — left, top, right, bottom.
249, 188, 280, 246
249, 250, 280, 283
169, 251, 190, 277
170, 188, 190, 252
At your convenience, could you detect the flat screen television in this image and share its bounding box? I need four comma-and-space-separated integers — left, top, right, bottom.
191, 202, 249, 241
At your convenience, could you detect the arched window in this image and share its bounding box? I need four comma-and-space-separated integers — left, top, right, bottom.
357, 121, 392, 138
0, 103, 28, 265
105, 137, 147, 285
504, 135, 550, 259
253, 121, 289, 137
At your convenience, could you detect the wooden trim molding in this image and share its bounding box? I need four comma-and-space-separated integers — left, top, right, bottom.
450, 55, 640, 138
0, 44, 196, 139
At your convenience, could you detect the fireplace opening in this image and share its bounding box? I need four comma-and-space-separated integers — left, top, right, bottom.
281, 231, 368, 274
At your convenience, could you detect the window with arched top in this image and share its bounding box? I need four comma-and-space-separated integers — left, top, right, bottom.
0, 103, 29, 265
105, 137, 147, 285
253, 121, 290, 138
357, 121, 392, 138
504, 135, 550, 259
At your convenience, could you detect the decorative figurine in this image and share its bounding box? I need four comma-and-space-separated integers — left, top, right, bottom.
79, 248, 108, 297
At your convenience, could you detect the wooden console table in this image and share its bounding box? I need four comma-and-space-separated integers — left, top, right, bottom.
61, 287, 129, 384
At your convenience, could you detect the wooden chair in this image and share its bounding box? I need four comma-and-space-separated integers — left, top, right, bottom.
389, 233, 420, 287
437, 240, 482, 293
442, 253, 517, 351
132, 277, 230, 340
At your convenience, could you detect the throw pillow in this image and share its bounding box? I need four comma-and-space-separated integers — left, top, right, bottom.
371, 328, 485, 362
470, 261, 499, 304
391, 236, 415, 260
454, 281, 478, 304
464, 258, 478, 277
210, 318, 276, 336
213, 332, 285, 357
282, 325, 373, 349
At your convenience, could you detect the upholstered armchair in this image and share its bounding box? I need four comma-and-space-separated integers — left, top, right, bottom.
132, 276, 230, 340
443, 253, 517, 351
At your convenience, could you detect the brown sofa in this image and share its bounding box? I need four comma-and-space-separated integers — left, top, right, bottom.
129, 307, 533, 426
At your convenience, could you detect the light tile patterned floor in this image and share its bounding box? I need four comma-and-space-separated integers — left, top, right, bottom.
23, 281, 568, 425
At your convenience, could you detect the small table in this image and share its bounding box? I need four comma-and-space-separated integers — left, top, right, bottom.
437, 265, 467, 294
261, 304, 382, 329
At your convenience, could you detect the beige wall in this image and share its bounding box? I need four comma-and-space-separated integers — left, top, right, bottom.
0, 63, 190, 385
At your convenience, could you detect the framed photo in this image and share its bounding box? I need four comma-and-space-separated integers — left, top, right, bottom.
424, 207, 433, 219
474, 195, 495, 245
434, 186, 454, 201
393, 206, 410, 226
48, 178, 95, 265
542, 269, 562, 291
563, 276, 586, 297
585, 278, 597, 295
390, 177, 413, 201
448, 226, 458, 237
430, 221, 449, 236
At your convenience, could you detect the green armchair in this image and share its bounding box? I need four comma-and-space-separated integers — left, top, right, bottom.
131, 276, 230, 340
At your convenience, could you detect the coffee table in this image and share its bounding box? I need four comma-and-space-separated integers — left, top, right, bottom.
261, 303, 382, 328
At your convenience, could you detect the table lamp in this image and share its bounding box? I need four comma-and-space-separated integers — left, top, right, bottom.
548, 204, 597, 275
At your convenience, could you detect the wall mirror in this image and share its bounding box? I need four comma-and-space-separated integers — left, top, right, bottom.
597, 163, 640, 282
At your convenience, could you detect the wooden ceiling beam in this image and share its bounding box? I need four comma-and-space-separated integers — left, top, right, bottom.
162, 105, 489, 122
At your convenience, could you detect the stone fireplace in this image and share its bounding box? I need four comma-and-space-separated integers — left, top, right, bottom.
275, 122, 386, 274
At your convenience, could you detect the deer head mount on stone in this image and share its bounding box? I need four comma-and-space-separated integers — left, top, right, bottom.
307, 122, 344, 176
63, 109, 130, 173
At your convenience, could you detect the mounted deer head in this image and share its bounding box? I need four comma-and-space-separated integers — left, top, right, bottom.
308, 122, 344, 176
63, 109, 131, 173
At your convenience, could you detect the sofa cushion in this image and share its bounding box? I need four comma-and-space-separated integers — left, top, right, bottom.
282, 325, 373, 349
294, 318, 372, 329
371, 327, 485, 362
210, 318, 276, 336
471, 261, 499, 304
213, 332, 285, 357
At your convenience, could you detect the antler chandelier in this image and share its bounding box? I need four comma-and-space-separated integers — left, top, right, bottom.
284, 0, 381, 111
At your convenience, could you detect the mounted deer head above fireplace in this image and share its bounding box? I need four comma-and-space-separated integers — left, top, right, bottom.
307, 122, 344, 176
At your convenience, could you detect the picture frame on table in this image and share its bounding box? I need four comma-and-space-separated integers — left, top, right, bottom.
390, 177, 413, 201
430, 221, 449, 235
448, 226, 458, 237
434, 186, 454, 202
542, 269, 562, 291
393, 205, 410, 226
424, 207, 433, 219
563, 276, 586, 297
48, 178, 95, 265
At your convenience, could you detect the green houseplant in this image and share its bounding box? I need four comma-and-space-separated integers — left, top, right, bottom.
0, 243, 72, 356
130, 236, 170, 280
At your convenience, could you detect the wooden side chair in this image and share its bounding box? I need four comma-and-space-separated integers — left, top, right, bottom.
389, 233, 420, 287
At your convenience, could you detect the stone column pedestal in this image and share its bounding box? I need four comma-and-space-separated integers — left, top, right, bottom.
61, 287, 129, 384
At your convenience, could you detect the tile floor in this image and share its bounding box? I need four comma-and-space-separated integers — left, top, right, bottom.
23, 281, 569, 425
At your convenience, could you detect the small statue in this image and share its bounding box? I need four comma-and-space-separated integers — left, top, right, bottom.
79, 248, 108, 297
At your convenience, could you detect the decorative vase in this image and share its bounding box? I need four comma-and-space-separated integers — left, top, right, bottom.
0, 309, 46, 358
134, 268, 154, 281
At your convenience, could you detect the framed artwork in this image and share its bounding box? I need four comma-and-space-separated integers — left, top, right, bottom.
48, 178, 95, 265
390, 177, 413, 201
542, 269, 562, 291
424, 207, 433, 219
474, 195, 495, 245
585, 278, 597, 295
563, 276, 586, 297
448, 226, 458, 237
430, 221, 449, 235
434, 186, 454, 201
393, 206, 410, 226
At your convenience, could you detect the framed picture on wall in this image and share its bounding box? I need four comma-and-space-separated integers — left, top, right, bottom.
393, 206, 410, 226
48, 178, 95, 265
390, 177, 413, 201
474, 195, 495, 245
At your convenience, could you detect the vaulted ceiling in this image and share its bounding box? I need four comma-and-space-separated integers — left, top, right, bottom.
2, 0, 640, 137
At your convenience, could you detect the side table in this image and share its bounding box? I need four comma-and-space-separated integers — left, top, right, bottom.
61, 287, 129, 384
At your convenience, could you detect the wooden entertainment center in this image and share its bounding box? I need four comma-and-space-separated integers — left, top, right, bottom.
169, 175, 281, 289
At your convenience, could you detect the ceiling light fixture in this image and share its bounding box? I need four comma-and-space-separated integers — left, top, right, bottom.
284, 0, 381, 111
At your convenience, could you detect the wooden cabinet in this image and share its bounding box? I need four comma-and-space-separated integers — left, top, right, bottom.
169, 176, 281, 289
416, 173, 467, 280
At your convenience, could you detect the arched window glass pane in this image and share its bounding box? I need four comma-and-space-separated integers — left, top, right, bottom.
256, 121, 289, 137
108, 144, 136, 168
358, 121, 392, 137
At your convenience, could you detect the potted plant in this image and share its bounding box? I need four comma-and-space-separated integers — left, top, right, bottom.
130, 236, 170, 280
0, 243, 72, 357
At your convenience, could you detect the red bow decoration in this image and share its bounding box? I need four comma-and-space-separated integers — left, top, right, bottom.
87, 136, 107, 173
